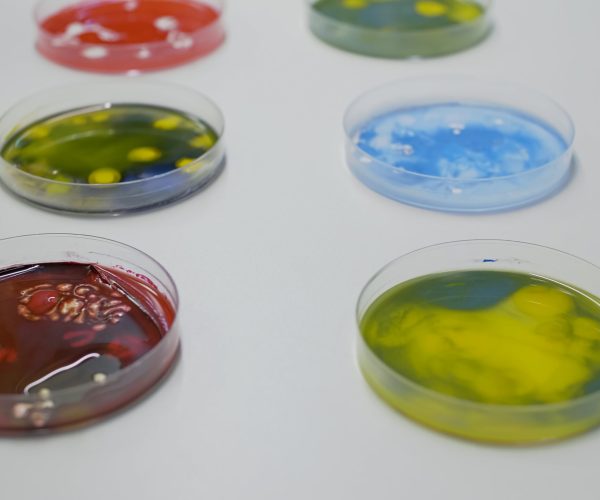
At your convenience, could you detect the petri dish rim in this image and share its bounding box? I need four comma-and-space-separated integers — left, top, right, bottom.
0, 79, 226, 214
356, 239, 600, 416
34, 0, 226, 66
307, 0, 494, 36
343, 76, 576, 183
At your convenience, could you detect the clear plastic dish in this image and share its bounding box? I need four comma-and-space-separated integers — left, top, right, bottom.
308, 0, 492, 58
36, 0, 225, 73
0, 234, 179, 434
345, 77, 575, 212
0, 80, 225, 215
358, 240, 600, 444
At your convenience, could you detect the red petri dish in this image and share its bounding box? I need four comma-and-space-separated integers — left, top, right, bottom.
0, 234, 180, 433
35, 0, 225, 73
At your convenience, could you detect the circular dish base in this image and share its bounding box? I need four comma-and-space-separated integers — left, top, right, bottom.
0, 81, 226, 215
0, 235, 180, 434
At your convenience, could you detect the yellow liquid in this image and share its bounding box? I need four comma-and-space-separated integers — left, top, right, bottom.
360, 271, 600, 443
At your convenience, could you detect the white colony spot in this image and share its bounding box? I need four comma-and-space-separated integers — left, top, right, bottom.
448, 122, 465, 135
124, 1, 138, 11
154, 16, 179, 31
374, 120, 395, 136
95, 26, 121, 42
168, 32, 194, 49
82, 46, 108, 59
65, 22, 85, 37
494, 118, 505, 126
137, 48, 152, 59
370, 135, 392, 150
391, 143, 414, 156
402, 144, 414, 155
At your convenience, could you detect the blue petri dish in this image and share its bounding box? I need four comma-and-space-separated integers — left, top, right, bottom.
344, 77, 575, 212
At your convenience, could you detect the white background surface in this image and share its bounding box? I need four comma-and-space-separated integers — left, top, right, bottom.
0, 1, 599, 498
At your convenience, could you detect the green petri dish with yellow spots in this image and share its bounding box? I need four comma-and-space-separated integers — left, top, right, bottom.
0, 81, 225, 214
358, 241, 600, 444
308, 0, 492, 58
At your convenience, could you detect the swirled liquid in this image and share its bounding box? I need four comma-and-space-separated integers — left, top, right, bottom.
0, 263, 175, 395
1, 104, 218, 185
362, 271, 600, 405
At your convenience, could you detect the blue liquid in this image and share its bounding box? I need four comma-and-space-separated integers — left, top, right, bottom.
355, 103, 568, 180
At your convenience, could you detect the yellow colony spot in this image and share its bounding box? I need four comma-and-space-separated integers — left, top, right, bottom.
512, 285, 574, 318
189, 134, 215, 149
127, 147, 162, 162
153, 115, 183, 130
447, 2, 481, 22
177, 157, 204, 173
28, 126, 50, 139
71, 116, 87, 125
176, 158, 195, 168
342, 0, 368, 8
46, 174, 72, 195
415, 0, 449, 17
88, 167, 122, 184
91, 111, 111, 123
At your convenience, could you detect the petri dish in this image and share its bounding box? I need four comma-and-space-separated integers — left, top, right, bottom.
308, 0, 492, 58
345, 77, 575, 212
35, 0, 225, 73
357, 240, 600, 444
0, 234, 179, 434
0, 80, 225, 215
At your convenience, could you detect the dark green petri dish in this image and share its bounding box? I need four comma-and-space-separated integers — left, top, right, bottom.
308, 0, 492, 58
0, 81, 225, 215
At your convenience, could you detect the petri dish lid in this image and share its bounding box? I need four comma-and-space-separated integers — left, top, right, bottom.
35, 0, 225, 73
0, 234, 180, 434
344, 76, 575, 213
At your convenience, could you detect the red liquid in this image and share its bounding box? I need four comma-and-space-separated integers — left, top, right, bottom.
0, 262, 175, 395
37, 0, 224, 72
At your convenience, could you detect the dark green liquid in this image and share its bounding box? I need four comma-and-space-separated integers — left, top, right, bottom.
362, 271, 600, 405
1, 104, 219, 184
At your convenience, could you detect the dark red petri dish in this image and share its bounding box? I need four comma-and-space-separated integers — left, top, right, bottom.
0, 235, 179, 433
36, 0, 225, 73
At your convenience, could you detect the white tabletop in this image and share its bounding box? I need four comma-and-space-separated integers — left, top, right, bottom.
0, 1, 599, 499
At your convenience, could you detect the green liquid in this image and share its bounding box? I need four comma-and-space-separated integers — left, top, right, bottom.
1, 104, 219, 184
361, 271, 600, 406
314, 0, 484, 30
310, 0, 489, 58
